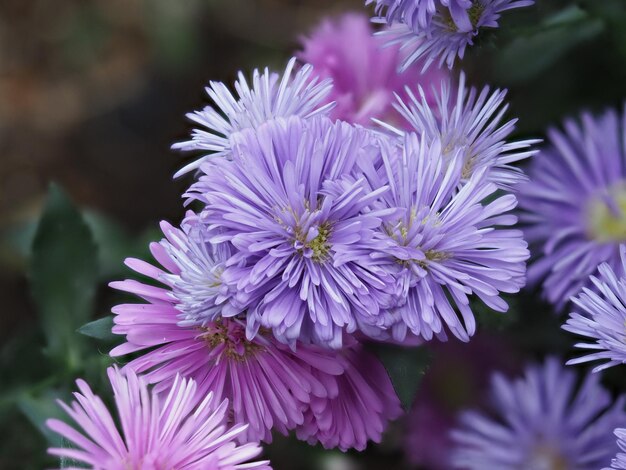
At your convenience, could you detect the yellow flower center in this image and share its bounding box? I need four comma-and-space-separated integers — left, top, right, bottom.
586, 185, 626, 242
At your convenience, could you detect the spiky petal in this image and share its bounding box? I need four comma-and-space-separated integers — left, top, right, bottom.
369, 0, 535, 71
47, 367, 271, 470
380, 72, 539, 189
172, 57, 334, 177
563, 244, 626, 372
363, 133, 528, 342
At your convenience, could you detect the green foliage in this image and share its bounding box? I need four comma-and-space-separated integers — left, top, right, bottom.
30, 184, 99, 371
374, 345, 432, 411
495, 5, 604, 83
77, 316, 117, 342
18, 390, 69, 446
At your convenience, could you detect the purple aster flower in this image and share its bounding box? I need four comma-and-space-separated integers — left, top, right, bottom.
451, 357, 626, 469
519, 108, 626, 309
296, 340, 402, 451
606, 429, 626, 470
47, 367, 270, 470
369, 0, 534, 70
380, 72, 539, 189
172, 57, 334, 177
110, 219, 346, 444
188, 115, 398, 348
563, 245, 626, 372
298, 12, 448, 126
363, 133, 528, 342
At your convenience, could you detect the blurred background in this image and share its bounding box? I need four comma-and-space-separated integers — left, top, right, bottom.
2, 1, 626, 468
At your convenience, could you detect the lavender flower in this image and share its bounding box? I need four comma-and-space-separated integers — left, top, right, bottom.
298, 12, 447, 126
189, 116, 397, 348
364, 134, 528, 342
519, 108, 626, 308
47, 367, 270, 470
369, 0, 535, 70
296, 340, 402, 451
452, 358, 626, 469
563, 245, 626, 372
172, 57, 334, 177
157, 214, 240, 327
606, 429, 626, 470
110, 219, 346, 443
380, 72, 539, 189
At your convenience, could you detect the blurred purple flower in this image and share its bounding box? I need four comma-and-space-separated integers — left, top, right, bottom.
451, 357, 626, 469
110, 220, 346, 444
188, 116, 398, 348
519, 108, 626, 309
368, 0, 534, 70
298, 12, 447, 126
363, 133, 528, 342
405, 334, 518, 469
607, 429, 626, 470
297, 340, 402, 451
172, 57, 334, 177
563, 244, 626, 372
47, 367, 270, 470
383, 72, 539, 189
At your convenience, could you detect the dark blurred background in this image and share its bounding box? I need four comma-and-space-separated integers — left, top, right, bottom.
2, 1, 626, 468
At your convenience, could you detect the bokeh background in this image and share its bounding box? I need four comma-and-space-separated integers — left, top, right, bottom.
2, 1, 626, 468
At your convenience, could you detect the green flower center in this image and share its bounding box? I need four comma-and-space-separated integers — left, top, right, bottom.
441, 1, 486, 32
468, 2, 486, 27
309, 224, 331, 262
527, 445, 569, 470
586, 186, 626, 242
198, 320, 263, 361
294, 221, 332, 263
416, 249, 451, 269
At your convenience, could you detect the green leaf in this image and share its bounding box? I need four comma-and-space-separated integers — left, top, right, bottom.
374, 345, 432, 411
83, 211, 135, 280
495, 7, 604, 83
18, 390, 68, 446
77, 316, 116, 341
30, 184, 98, 370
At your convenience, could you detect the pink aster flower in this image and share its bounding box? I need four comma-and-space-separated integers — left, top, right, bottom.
47, 367, 270, 470
296, 340, 402, 451
109, 218, 346, 444
298, 12, 447, 126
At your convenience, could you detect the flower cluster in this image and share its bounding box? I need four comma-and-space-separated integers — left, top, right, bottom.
368, 0, 535, 70
522, 107, 626, 469
45, 5, 551, 467
563, 244, 626, 372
